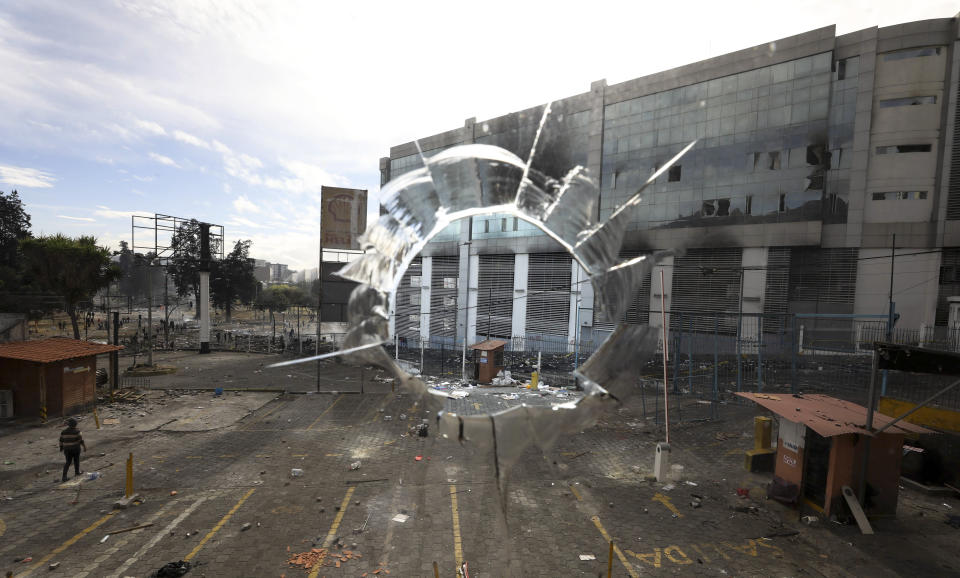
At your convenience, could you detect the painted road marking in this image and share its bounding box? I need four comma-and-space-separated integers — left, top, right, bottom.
291, 453, 308, 457
652, 492, 683, 517
569, 484, 583, 501
109, 495, 210, 578
0, 517, 5, 538
243, 401, 282, 430
307, 394, 344, 430
590, 516, 638, 578
450, 484, 464, 569
309, 487, 356, 578
184, 488, 256, 562
625, 540, 783, 568
82, 499, 178, 578
17, 511, 116, 577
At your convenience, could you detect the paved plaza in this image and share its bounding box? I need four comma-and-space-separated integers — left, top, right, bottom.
1, 351, 959, 577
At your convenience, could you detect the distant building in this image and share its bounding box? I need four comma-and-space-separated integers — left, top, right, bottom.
382, 15, 960, 348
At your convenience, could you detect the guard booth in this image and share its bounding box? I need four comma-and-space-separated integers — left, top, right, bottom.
469, 339, 507, 384
736, 392, 934, 518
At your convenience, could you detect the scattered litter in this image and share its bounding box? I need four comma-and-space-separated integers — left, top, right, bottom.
3, 460, 13, 465
21, 557, 33, 563
349, 461, 361, 471
736, 488, 750, 497
154, 560, 191, 577
684, 481, 698, 486
170, 491, 178, 496
578, 554, 596, 561
391, 514, 409, 523
383, 415, 393, 421
944, 503, 953, 510
48, 562, 60, 570
100, 535, 110, 543
290, 468, 304, 477
107, 523, 154, 535
661, 483, 675, 491
398, 413, 407, 421
802, 515, 819, 525
241, 523, 252, 531
86, 471, 102, 480
448, 390, 470, 399
415, 455, 423, 462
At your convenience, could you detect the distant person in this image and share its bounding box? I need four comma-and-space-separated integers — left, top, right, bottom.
59, 418, 86, 482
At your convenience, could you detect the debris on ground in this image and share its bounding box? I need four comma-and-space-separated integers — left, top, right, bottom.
349, 461, 361, 471
154, 560, 191, 577
578, 554, 596, 561
290, 468, 303, 477
287, 548, 327, 571
391, 514, 409, 523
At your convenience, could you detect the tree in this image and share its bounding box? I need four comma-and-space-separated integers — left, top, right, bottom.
167, 219, 220, 319
20, 235, 121, 338
210, 240, 258, 322
255, 284, 308, 345
0, 190, 31, 269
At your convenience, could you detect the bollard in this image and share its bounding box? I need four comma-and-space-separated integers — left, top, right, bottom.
125, 452, 134, 498
433, 561, 439, 578
94, 408, 101, 430
607, 540, 614, 577
530, 371, 539, 391
754, 416, 772, 450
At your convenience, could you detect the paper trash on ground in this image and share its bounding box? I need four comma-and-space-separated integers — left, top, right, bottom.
391, 514, 409, 523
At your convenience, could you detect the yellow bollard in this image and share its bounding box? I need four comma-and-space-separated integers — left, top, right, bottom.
432, 561, 439, 578
93, 408, 100, 430
607, 540, 614, 577
530, 371, 539, 391
125, 452, 134, 498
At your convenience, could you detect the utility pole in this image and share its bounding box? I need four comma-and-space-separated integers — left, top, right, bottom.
147, 264, 153, 366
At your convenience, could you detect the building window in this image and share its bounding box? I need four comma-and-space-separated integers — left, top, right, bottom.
410, 276, 421, 287
483, 220, 489, 233
871, 191, 928, 200
778, 193, 786, 212
716, 198, 730, 217
409, 293, 421, 306
879, 96, 936, 108
745, 196, 753, 215
668, 165, 681, 182
443, 295, 457, 307
883, 46, 941, 62
512, 217, 519, 231
701, 200, 715, 216
768, 151, 781, 170
836, 58, 847, 80
501, 218, 508, 231
875, 144, 932, 154
443, 277, 457, 289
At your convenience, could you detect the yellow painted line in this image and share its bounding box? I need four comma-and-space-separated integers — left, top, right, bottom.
184, 488, 256, 562
310, 486, 357, 576
569, 485, 583, 501
307, 394, 344, 430
652, 492, 684, 518
17, 512, 116, 577
384, 440, 396, 446
591, 515, 638, 578
186, 456, 202, 459
450, 484, 464, 568
291, 454, 308, 458
244, 402, 282, 430
325, 453, 343, 457
219, 454, 236, 458
0, 517, 5, 538
255, 454, 271, 458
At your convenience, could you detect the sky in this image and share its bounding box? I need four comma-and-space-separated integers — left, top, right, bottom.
0, 1, 955, 271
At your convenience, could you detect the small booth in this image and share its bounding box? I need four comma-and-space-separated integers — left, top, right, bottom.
0, 338, 123, 419
469, 339, 507, 384
736, 392, 934, 518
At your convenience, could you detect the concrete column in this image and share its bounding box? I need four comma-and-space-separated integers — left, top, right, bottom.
420, 257, 432, 340
741, 247, 768, 346
467, 254, 479, 344
512, 254, 529, 346
649, 256, 674, 331
199, 271, 210, 354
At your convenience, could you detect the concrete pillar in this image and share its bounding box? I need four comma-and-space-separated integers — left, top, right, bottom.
467, 254, 479, 344
512, 254, 529, 347
650, 256, 674, 345
741, 247, 768, 349
199, 271, 210, 354
420, 257, 432, 340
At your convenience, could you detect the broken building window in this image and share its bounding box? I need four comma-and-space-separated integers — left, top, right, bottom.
701, 200, 715, 216
875, 144, 932, 154
768, 151, 781, 170
779, 193, 786, 212
745, 195, 753, 215
836, 58, 847, 80
872, 191, 928, 200
668, 165, 681, 182
716, 198, 730, 217
879, 96, 936, 108
883, 46, 942, 61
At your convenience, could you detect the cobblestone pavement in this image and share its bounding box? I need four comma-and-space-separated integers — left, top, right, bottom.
2, 369, 960, 577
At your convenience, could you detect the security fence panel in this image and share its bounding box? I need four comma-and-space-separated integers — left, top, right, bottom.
477, 254, 515, 340
525, 253, 572, 344
430, 255, 459, 340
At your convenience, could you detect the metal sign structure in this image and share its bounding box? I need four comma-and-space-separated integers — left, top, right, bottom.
131, 213, 224, 264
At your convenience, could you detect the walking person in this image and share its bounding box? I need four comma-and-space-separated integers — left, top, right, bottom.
59, 418, 86, 482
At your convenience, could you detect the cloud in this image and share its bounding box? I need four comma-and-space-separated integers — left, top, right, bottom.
134, 119, 166, 136
57, 215, 95, 222
93, 205, 153, 219
148, 152, 180, 168
172, 129, 210, 149
0, 165, 56, 188
232, 195, 260, 214
226, 215, 265, 229
132, 174, 154, 182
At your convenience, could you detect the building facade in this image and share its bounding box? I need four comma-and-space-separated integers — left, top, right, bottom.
381, 16, 960, 350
